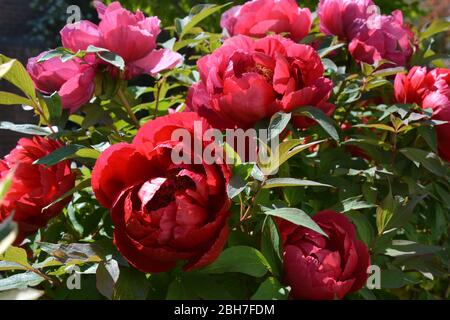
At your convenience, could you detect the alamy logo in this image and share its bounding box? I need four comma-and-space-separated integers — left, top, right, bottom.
66, 5, 82, 26
170, 121, 279, 170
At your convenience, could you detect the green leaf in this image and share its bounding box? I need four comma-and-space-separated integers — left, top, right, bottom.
251, 277, 289, 300
263, 178, 333, 189
400, 148, 447, 177
0, 55, 36, 100
0, 272, 44, 291
261, 217, 282, 278
34, 145, 100, 166
384, 195, 426, 231
376, 191, 398, 234
200, 246, 271, 277
2, 246, 30, 268
384, 240, 441, 258
354, 123, 396, 133
112, 267, 149, 300
42, 179, 91, 211
318, 43, 345, 58
227, 174, 247, 199
87, 46, 125, 71
38, 241, 112, 264
259, 139, 324, 176
0, 170, 13, 201
0, 215, 17, 255
166, 278, 194, 300
177, 3, 231, 39
181, 273, 235, 300
0, 121, 54, 136
380, 269, 414, 289
0, 288, 43, 300
347, 211, 374, 245
417, 125, 438, 152
37, 48, 67, 62
0, 91, 32, 105
42, 92, 63, 124
294, 106, 339, 141
268, 112, 291, 140
262, 207, 327, 237
420, 20, 450, 41
338, 196, 376, 213
96, 259, 120, 300
372, 67, 405, 78
0, 288, 45, 300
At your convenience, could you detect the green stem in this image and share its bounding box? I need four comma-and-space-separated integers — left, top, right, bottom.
118, 88, 140, 129
153, 77, 167, 120
30, 98, 56, 134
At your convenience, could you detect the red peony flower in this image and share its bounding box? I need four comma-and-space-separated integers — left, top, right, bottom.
220, 0, 312, 42
60, 1, 182, 79
318, 0, 375, 40
348, 10, 415, 67
0, 137, 76, 243
186, 35, 334, 130
279, 210, 370, 300
27, 52, 96, 113
91, 112, 231, 273
395, 67, 450, 161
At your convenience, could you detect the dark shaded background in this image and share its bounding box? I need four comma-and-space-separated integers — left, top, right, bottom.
0, 0, 448, 156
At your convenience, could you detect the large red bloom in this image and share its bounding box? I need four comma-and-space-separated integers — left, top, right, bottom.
92, 112, 231, 273
221, 0, 312, 42
395, 67, 450, 161
279, 210, 370, 300
186, 35, 334, 130
0, 137, 76, 242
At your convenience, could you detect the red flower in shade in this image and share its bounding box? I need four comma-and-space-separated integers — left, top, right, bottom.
395, 67, 450, 161
348, 10, 415, 67
91, 112, 231, 273
0, 137, 76, 243
279, 210, 370, 300
318, 0, 375, 40
221, 0, 312, 42
186, 35, 334, 130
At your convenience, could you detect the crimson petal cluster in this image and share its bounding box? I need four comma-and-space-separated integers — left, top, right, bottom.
0, 137, 76, 242
221, 0, 312, 42
319, 0, 415, 67
92, 112, 231, 273
279, 210, 370, 300
186, 35, 334, 130
395, 67, 450, 161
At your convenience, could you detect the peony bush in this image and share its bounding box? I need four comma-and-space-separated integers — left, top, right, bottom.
0, 0, 448, 300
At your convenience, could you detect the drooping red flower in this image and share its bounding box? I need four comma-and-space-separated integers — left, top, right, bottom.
27, 52, 96, 113
91, 112, 231, 273
0, 137, 76, 243
395, 67, 450, 161
279, 210, 370, 300
221, 0, 312, 42
186, 35, 334, 130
